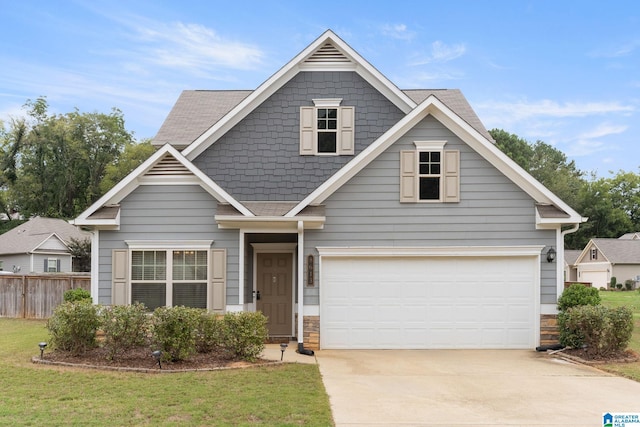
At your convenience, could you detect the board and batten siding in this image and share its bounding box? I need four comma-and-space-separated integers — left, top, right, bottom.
98, 185, 239, 305
304, 115, 557, 305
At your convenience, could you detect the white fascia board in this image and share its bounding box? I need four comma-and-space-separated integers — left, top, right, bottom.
182, 30, 416, 160
316, 245, 545, 258
573, 239, 594, 265
425, 100, 584, 223
125, 240, 214, 249
74, 144, 253, 223
214, 215, 325, 230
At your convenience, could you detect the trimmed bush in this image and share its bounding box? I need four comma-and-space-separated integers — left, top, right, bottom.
196, 311, 223, 353
220, 312, 268, 361
559, 305, 633, 357
624, 280, 634, 291
46, 301, 100, 355
100, 303, 150, 360
557, 284, 600, 311
151, 306, 201, 361
63, 288, 92, 303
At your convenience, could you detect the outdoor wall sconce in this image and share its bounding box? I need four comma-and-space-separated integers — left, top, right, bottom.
38, 342, 47, 359
152, 350, 162, 369
546, 247, 556, 263
280, 343, 288, 361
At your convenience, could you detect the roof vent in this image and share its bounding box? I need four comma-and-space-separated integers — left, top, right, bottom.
146, 154, 191, 176
304, 42, 351, 64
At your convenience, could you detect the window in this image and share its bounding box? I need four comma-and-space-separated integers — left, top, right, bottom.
45, 258, 60, 273
300, 99, 354, 155
590, 248, 597, 260
0, 260, 3, 271
400, 141, 459, 203
130, 249, 207, 310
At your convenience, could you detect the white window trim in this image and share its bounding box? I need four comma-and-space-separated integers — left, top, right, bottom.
127, 243, 214, 309
416, 142, 446, 203
312, 98, 342, 107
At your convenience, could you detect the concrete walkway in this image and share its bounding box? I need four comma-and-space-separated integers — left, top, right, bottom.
315, 349, 640, 427
261, 342, 317, 364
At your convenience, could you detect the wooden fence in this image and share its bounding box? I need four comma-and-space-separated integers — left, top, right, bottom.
0, 274, 90, 319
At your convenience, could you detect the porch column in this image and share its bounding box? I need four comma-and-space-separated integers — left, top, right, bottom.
297, 221, 304, 344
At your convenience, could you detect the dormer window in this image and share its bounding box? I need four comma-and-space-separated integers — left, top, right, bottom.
300, 99, 354, 156
590, 248, 597, 260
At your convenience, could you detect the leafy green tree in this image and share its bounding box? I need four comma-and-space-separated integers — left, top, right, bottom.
99, 139, 156, 194
1, 97, 136, 218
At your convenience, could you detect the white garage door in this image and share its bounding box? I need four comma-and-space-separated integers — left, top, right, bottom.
321, 256, 538, 349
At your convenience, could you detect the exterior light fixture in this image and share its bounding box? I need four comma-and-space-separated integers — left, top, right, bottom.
38, 342, 47, 359
152, 350, 162, 369
546, 247, 556, 263
280, 343, 288, 361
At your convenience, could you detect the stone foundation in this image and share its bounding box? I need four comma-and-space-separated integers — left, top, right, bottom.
303, 315, 320, 350
540, 314, 560, 346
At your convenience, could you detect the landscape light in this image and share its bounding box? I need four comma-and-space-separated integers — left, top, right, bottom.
280, 343, 288, 361
38, 342, 47, 359
152, 350, 162, 369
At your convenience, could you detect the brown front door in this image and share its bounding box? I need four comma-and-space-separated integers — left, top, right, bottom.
256, 253, 293, 336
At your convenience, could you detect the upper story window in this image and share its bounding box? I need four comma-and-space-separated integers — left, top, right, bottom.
400, 141, 459, 203
300, 99, 354, 156
590, 248, 598, 260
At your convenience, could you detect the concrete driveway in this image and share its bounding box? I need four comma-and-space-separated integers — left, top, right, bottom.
316, 350, 640, 426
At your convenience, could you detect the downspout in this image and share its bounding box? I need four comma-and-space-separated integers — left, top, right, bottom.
297, 220, 314, 356
90, 230, 100, 305
558, 223, 580, 301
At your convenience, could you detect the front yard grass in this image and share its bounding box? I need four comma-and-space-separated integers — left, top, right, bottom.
0, 318, 334, 426
598, 290, 640, 382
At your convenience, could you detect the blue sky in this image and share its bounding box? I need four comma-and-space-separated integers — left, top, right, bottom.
1, 1, 638, 177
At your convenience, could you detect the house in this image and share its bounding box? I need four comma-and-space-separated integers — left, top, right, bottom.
564, 249, 581, 282
574, 238, 640, 289
73, 30, 585, 350
0, 216, 90, 273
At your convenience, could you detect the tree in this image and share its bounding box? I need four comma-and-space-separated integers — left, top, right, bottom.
99, 139, 156, 194
68, 237, 91, 272
1, 97, 136, 218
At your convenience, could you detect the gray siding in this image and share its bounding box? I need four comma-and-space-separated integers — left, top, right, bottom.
193, 71, 405, 201
98, 185, 239, 305
0, 254, 30, 274
304, 115, 557, 305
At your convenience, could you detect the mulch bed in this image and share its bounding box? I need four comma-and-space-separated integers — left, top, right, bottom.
32, 347, 278, 373
549, 348, 640, 365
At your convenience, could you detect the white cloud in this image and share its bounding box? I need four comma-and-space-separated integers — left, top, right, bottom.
381, 24, 415, 41
576, 122, 627, 140
410, 40, 466, 65
477, 99, 635, 122
129, 21, 265, 75
589, 40, 640, 58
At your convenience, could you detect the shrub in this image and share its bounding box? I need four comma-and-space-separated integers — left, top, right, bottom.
196, 311, 223, 353
46, 301, 100, 355
219, 312, 268, 361
100, 303, 149, 360
610, 276, 617, 289
63, 288, 92, 303
624, 280, 634, 291
559, 305, 633, 357
151, 306, 201, 361
557, 284, 600, 311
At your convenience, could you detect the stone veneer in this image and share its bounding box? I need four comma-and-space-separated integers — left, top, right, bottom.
540, 314, 560, 346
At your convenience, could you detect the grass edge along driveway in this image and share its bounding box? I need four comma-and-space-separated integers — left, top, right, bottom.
0, 318, 334, 426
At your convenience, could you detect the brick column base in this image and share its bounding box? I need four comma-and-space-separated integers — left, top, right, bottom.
540, 314, 560, 346
302, 316, 320, 350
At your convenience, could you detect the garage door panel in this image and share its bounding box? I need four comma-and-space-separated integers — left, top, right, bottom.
321, 256, 537, 349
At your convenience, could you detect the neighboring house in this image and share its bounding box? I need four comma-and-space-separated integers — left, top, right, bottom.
0, 216, 90, 273
73, 30, 585, 350
574, 238, 640, 289
564, 250, 581, 282
619, 232, 640, 240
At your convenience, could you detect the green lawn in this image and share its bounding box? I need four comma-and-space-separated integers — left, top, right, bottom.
599, 290, 640, 381
0, 318, 334, 426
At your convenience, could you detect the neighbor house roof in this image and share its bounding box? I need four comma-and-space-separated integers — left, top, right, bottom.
587, 238, 640, 264
564, 250, 581, 266
619, 232, 640, 240
0, 216, 90, 255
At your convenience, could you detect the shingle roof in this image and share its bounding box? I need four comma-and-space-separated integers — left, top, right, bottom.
153, 90, 252, 148
0, 216, 90, 255
402, 89, 494, 142
591, 238, 640, 264
564, 250, 581, 266
152, 88, 492, 148
216, 202, 325, 217
619, 232, 640, 240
